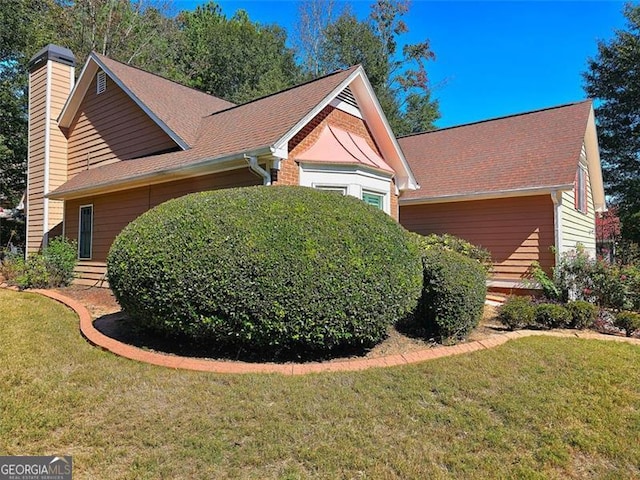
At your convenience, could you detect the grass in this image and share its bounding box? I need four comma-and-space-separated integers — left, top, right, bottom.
1, 289, 639, 479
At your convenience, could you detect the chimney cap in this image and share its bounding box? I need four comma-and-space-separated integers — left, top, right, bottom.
28, 44, 75, 72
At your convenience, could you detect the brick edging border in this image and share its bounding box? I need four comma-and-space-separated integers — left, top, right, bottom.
19, 288, 640, 375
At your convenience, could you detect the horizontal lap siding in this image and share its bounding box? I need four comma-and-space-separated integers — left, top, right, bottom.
561, 152, 596, 256
27, 66, 48, 252
67, 71, 178, 177
27, 61, 72, 252
399, 195, 555, 279
65, 169, 261, 282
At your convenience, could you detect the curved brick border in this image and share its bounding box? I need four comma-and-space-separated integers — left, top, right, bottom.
20, 288, 640, 375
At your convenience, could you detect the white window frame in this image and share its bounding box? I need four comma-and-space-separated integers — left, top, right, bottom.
78, 204, 93, 260
299, 163, 392, 215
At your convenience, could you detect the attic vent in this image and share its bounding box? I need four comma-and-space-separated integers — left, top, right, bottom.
336, 86, 358, 109
96, 71, 106, 95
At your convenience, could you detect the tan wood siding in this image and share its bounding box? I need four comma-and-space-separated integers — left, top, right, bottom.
27, 66, 48, 252
27, 61, 72, 252
400, 195, 555, 279
65, 168, 261, 282
560, 148, 596, 255
66, 70, 178, 178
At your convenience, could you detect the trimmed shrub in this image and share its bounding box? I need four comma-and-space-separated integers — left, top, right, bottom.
498, 296, 536, 330
534, 303, 572, 329
413, 247, 487, 342
409, 232, 492, 272
107, 186, 422, 357
614, 311, 640, 337
566, 300, 598, 329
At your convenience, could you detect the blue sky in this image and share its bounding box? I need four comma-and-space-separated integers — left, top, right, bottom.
173, 1, 628, 128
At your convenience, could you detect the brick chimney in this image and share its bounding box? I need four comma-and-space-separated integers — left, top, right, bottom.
26, 45, 75, 254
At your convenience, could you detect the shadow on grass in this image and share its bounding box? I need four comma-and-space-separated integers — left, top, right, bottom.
93, 312, 377, 363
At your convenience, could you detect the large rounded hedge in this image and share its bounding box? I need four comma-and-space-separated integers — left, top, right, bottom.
107, 186, 422, 356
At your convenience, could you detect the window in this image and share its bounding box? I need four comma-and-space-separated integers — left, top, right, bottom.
79, 205, 93, 259
96, 71, 106, 95
575, 167, 587, 214
315, 185, 347, 195
362, 191, 384, 210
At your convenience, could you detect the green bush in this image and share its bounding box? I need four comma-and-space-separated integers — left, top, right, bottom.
107, 186, 422, 357
534, 303, 572, 329
409, 232, 492, 271
413, 247, 487, 343
1, 237, 77, 289
614, 311, 640, 337
566, 300, 598, 329
498, 296, 536, 330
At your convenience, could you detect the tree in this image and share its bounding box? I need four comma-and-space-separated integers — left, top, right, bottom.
301, 0, 440, 135
294, 0, 341, 78
54, 0, 180, 78
176, 2, 301, 103
584, 3, 640, 243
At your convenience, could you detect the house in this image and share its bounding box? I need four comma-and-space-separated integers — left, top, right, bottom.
398, 101, 606, 292
26, 44, 606, 291
26, 44, 417, 285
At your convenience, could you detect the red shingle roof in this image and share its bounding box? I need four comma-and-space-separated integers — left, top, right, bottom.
50, 66, 359, 198
95, 54, 235, 146
399, 101, 593, 201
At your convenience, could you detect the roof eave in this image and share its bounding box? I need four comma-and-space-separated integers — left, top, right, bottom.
47, 146, 273, 201
400, 184, 575, 205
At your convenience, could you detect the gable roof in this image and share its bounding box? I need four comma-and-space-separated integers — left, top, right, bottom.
50, 66, 368, 199
58, 52, 234, 148
399, 100, 605, 210
50, 55, 418, 200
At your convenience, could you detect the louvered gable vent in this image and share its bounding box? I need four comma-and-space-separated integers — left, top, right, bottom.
336, 86, 358, 108
96, 71, 106, 95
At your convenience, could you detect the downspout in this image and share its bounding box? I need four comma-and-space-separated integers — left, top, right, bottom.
551, 191, 563, 267
245, 155, 271, 186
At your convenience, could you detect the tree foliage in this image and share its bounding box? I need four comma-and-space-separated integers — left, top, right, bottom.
584, 3, 640, 242
176, 2, 301, 103
299, 0, 440, 135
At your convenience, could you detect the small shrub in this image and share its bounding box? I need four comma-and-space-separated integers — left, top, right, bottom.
530, 261, 560, 301
0, 237, 77, 289
414, 247, 487, 343
43, 237, 77, 286
614, 311, 640, 337
107, 186, 422, 357
534, 303, 572, 329
566, 300, 598, 329
408, 232, 492, 272
498, 296, 536, 330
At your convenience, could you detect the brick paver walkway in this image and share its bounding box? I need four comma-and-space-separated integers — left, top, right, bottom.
20, 288, 640, 375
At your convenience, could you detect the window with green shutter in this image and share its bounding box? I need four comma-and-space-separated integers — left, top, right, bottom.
362, 191, 384, 210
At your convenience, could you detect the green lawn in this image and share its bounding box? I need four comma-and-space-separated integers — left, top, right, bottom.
1, 289, 639, 479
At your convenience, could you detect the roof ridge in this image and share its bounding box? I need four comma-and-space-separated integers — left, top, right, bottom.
399, 99, 593, 139
92, 51, 234, 105
204, 65, 361, 118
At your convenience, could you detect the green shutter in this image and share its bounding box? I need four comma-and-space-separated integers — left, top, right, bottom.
362, 192, 383, 210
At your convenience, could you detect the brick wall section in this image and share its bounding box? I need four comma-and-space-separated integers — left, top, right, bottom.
390, 179, 399, 220
275, 106, 383, 186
